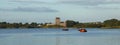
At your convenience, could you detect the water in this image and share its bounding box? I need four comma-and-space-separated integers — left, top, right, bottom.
0, 28, 120, 45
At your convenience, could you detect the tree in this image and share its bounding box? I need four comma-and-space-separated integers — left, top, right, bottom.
0, 22, 7, 28
104, 19, 119, 27
66, 20, 79, 27
28, 22, 38, 28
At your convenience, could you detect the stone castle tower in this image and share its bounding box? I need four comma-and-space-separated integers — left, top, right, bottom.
47, 17, 66, 27
55, 17, 60, 25
55, 17, 66, 27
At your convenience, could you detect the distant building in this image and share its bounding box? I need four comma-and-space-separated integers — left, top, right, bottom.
60, 22, 66, 27
86, 22, 102, 24
46, 23, 55, 26
55, 17, 60, 25
46, 17, 66, 27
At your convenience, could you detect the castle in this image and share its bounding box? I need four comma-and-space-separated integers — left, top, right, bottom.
46, 17, 66, 27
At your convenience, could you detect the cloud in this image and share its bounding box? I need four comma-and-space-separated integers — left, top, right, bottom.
59, 0, 120, 9
0, 7, 59, 12
85, 6, 120, 9
60, 0, 120, 6
10, 0, 47, 4
9, 0, 58, 4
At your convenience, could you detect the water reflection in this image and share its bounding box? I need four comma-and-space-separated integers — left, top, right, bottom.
0, 28, 120, 45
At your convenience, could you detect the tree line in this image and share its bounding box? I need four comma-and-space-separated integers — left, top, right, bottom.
0, 19, 120, 28
66, 19, 120, 28
0, 22, 43, 28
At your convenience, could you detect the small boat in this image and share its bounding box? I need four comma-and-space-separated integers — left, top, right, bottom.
62, 28, 69, 31
79, 28, 87, 32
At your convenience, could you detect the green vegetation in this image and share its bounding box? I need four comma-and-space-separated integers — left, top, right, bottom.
0, 22, 42, 28
103, 19, 120, 28
66, 19, 120, 28
66, 20, 103, 28
0, 19, 120, 28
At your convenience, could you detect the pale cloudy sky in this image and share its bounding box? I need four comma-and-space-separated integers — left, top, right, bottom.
0, 0, 120, 23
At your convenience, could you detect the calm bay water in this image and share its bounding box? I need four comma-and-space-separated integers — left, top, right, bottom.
0, 28, 120, 45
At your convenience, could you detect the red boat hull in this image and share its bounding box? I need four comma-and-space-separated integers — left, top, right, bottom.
79, 29, 87, 32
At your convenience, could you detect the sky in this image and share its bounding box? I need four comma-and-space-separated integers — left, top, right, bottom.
0, 0, 120, 23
